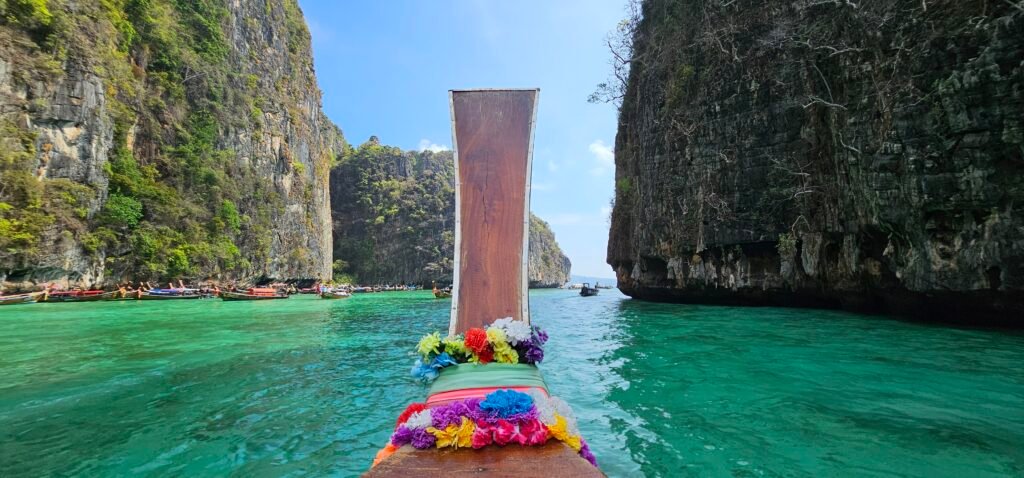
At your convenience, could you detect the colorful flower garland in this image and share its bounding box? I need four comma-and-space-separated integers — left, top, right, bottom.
373, 389, 597, 468
411, 318, 549, 381
372, 322, 597, 469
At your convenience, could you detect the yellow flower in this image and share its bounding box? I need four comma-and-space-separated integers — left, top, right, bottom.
427, 416, 475, 449
494, 344, 519, 364
443, 336, 470, 357
486, 327, 508, 345
417, 332, 441, 359
487, 328, 520, 363
547, 414, 582, 451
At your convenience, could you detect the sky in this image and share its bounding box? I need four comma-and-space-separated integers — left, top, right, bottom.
298, 0, 627, 278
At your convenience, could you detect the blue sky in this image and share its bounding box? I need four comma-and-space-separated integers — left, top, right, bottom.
298, 0, 627, 278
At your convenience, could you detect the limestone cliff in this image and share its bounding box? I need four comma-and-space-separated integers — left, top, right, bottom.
528, 214, 572, 288
0, 0, 341, 289
330, 138, 571, 286
608, 0, 1023, 324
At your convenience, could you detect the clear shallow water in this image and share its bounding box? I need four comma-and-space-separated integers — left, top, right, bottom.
0, 291, 1022, 477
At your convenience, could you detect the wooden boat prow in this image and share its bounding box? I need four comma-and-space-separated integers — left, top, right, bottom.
369, 441, 599, 477
365, 89, 602, 477
449, 89, 537, 331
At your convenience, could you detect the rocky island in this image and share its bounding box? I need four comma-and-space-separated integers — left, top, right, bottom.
0, 0, 571, 289
0, 0, 339, 288
330, 138, 571, 287
607, 0, 1023, 324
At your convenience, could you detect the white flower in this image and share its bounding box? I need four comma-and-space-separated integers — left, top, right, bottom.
526, 388, 557, 424
550, 396, 580, 436
405, 409, 432, 430
490, 317, 533, 346
526, 389, 581, 435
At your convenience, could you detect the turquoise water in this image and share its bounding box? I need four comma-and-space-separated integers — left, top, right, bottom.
1, 290, 1022, 477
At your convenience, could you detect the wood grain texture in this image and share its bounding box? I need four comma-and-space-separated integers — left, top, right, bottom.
363, 442, 604, 478
451, 90, 537, 333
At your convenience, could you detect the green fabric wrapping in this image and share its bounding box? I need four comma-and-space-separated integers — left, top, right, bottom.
427, 363, 548, 395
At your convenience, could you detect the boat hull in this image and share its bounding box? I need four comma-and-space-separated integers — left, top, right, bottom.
320, 292, 350, 299
41, 291, 118, 302
220, 291, 289, 301
0, 293, 40, 305
140, 293, 204, 300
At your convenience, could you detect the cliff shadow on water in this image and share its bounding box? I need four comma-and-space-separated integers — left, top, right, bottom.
607, 0, 1024, 326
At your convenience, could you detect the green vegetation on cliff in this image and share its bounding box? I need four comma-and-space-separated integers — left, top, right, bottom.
0, 0, 340, 285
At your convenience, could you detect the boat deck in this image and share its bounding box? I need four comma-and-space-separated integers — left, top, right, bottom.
364, 442, 602, 477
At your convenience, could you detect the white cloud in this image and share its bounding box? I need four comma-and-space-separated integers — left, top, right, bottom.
546, 160, 559, 172
533, 182, 555, 192
418, 139, 450, 153
600, 205, 612, 217
588, 140, 614, 175
544, 213, 586, 226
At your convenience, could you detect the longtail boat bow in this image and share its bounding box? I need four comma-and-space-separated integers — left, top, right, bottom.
365, 90, 601, 476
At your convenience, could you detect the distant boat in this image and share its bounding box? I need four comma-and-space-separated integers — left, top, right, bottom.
220, 288, 289, 301
140, 288, 204, 300
432, 282, 451, 299
579, 283, 599, 297
41, 290, 118, 302
320, 290, 351, 299
104, 289, 145, 300
0, 292, 42, 306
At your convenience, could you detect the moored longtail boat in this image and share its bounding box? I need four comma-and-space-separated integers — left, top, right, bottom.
366, 90, 601, 476
40, 290, 117, 302
0, 292, 42, 305
140, 288, 204, 300
320, 290, 351, 299
220, 288, 289, 301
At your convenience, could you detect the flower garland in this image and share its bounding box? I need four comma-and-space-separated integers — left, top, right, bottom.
373, 389, 597, 468
411, 319, 549, 381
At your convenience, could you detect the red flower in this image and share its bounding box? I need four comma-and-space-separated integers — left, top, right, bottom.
519, 419, 549, 445
492, 419, 516, 446
464, 328, 489, 354
476, 346, 494, 364
395, 402, 428, 430
471, 420, 493, 449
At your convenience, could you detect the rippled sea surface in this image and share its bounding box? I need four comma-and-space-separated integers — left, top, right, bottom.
1, 290, 1023, 477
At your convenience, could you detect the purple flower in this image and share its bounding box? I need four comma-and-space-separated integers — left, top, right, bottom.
390, 425, 414, 446
524, 343, 544, 364
531, 326, 548, 345
579, 438, 598, 467
428, 403, 464, 429
410, 428, 436, 449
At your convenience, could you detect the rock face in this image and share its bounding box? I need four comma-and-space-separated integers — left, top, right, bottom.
608, 0, 1023, 324
528, 214, 572, 288
330, 138, 570, 286
0, 0, 340, 289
